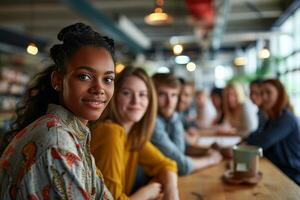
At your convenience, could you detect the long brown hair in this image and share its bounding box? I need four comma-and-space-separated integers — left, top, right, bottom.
99, 67, 157, 150
262, 79, 293, 118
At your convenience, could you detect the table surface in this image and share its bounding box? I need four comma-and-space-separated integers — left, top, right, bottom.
178, 158, 300, 200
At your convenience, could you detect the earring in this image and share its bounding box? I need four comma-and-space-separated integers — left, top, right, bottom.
54, 85, 59, 91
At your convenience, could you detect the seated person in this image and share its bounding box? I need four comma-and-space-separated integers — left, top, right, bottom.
177, 79, 197, 130
0, 23, 115, 199
150, 73, 222, 176
245, 79, 300, 185
220, 83, 258, 138
195, 90, 216, 128
249, 79, 267, 132
176, 79, 199, 143
210, 87, 224, 125
91, 67, 179, 200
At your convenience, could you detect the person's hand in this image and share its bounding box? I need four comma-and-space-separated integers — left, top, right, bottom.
130, 182, 162, 200
216, 126, 237, 135
143, 182, 162, 200
208, 149, 223, 165
220, 147, 233, 158
186, 127, 199, 145
187, 127, 198, 136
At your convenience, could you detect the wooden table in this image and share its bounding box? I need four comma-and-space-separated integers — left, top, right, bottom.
178, 159, 300, 200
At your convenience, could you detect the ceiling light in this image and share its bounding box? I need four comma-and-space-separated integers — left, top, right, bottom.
175, 55, 190, 65
26, 43, 38, 55
144, 0, 173, 26
173, 44, 183, 55
234, 56, 247, 66
186, 62, 196, 72
259, 48, 270, 59
157, 66, 170, 73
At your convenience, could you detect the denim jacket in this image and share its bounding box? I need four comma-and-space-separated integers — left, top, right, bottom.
151, 113, 193, 175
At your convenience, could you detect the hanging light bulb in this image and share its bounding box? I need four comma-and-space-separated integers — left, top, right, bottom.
144, 0, 173, 25
27, 43, 38, 55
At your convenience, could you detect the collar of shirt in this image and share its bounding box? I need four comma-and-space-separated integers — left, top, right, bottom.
158, 112, 180, 124
46, 104, 90, 142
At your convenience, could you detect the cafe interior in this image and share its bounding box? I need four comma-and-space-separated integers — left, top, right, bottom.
1, 0, 300, 199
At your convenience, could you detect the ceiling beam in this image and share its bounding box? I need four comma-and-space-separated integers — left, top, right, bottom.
228, 10, 281, 21
59, 0, 146, 53
222, 31, 278, 44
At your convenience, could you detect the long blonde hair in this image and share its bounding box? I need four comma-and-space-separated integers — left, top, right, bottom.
99, 67, 157, 150
223, 83, 246, 119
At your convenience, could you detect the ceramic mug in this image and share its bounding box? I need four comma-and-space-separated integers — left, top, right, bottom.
232, 145, 263, 178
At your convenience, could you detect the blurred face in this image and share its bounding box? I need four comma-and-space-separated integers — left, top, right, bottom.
250, 84, 262, 106
117, 76, 149, 125
195, 92, 206, 109
55, 46, 115, 125
211, 94, 221, 110
157, 85, 179, 119
226, 87, 238, 109
178, 85, 194, 112
261, 83, 278, 112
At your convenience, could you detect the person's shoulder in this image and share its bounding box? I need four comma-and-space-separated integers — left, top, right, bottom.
29, 114, 63, 138
92, 121, 125, 139
155, 115, 165, 125
282, 109, 299, 124
171, 112, 184, 127
17, 114, 77, 152
242, 99, 258, 111
172, 112, 181, 120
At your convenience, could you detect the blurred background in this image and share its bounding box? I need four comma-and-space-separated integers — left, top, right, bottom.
0, 0, 300, 131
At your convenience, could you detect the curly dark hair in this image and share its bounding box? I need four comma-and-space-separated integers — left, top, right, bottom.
1, 23, 115, 153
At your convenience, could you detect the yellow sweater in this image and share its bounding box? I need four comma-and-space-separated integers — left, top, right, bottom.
90, 122, 177, 200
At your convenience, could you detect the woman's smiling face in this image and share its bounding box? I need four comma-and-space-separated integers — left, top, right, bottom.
56, 46, 115, 124
116, 75, 149, 124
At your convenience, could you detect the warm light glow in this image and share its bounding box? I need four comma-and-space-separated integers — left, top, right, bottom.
27, 43, 38, 55
144, 11, 172, 25
144, 0, 172, 26
259, 48, 270, 59
234, 56, 247, 66
116, 63, 125, 73
173, 44, 183, 55
186, 62, 196, 72
175, 55, 190, 64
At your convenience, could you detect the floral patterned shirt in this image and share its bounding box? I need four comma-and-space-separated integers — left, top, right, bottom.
0, 104, 113, 200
